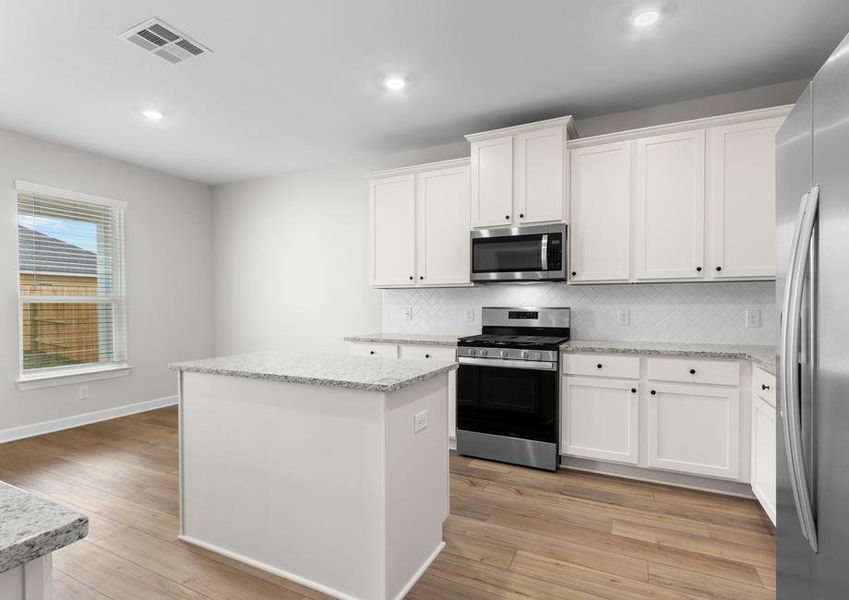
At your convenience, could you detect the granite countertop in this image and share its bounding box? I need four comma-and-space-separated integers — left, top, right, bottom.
170, 352, 457, 393
561, 340, 777, 375
344, 333, 459, 347
0, 482, 88, 574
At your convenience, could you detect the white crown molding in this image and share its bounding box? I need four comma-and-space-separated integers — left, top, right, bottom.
365, 157, 470, 179
464, 115, 577, 143
567, 104, 794, 149
0, 395, 177, 443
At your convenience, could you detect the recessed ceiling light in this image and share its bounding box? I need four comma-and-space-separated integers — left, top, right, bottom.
632, 10, 660, 27
141, 108, 164, 121
383, 76, 407, 91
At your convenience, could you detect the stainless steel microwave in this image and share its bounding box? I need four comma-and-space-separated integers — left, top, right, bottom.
470, 224, 567, 282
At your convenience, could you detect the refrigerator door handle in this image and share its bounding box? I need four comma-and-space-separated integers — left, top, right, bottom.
780, 185, 820, 553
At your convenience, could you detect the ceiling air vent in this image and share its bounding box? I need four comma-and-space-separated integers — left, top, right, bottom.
119, 18, 211, 64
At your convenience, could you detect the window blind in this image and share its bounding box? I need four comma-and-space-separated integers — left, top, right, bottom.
16, 183, 127, 374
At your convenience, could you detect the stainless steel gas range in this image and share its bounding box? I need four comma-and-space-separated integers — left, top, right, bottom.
455, 306, 570, 471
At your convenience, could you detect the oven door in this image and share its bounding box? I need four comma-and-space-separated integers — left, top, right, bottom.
471, 224, 566, 281
456, 360, 558, 443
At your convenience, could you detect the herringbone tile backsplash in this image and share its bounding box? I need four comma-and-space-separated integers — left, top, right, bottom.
383, 282, 777, 345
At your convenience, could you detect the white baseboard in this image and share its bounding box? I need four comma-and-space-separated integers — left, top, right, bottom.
0, 395, 178, 444
392, 541, 444, 600
178, 534, 362, 600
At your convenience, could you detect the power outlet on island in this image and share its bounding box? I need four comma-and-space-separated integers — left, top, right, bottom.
413, 409, 429, 434
77, 385, 89, 400
745, 309, 762, 328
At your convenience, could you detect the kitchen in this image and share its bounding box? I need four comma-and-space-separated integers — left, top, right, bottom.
0, 2, 847, 599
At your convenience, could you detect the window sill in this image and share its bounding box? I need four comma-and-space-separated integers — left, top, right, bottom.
16, 364, 132, 391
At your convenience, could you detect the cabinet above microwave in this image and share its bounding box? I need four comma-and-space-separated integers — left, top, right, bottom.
465, 116, 576, 229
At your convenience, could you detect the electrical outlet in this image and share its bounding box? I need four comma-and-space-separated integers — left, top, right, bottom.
745, 309, 762, 328
77, 385, 89, 400
617, 309, 630, 326
402, 307, 412, 321
464, 309, 475, 322
413, 409, 429, 434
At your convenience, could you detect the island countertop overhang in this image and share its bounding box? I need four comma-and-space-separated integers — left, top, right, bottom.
169, 351, 457, 393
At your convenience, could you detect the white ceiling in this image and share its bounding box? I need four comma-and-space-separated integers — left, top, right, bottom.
2, 1, 847, 185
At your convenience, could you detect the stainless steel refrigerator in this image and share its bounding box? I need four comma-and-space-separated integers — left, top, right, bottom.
776, 31, 849, 599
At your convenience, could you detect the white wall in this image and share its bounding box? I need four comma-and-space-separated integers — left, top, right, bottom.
0, 128, 213, 432
212, 142, 468, 356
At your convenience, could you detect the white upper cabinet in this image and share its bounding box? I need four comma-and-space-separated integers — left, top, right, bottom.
634, 129, 706, 281
515, 126, 565, 224
466, 117, 575, 228
369, 175, 416, 287
708, 118, 783, 279
417, 165, 471, 286
368, 159, 471, 289
470, 136, 513, 228
569, 141, 633, 282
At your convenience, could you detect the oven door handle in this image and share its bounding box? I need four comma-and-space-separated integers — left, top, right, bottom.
458, 356, 558, 371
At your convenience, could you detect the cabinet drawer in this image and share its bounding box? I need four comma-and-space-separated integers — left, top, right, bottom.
646, 357, 740, 386
347, 342, 399, 358
562, 353, 640, 379
399, 345, 456, 362
752, 366, 776, 408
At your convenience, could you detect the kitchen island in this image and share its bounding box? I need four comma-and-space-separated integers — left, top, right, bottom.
170, 352, 456, 600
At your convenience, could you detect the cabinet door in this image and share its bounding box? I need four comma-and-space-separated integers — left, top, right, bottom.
647, 383, 740, 479
634, 130, 706, 280
751, 394, 777, 523
369, 175, 416, 287
347, 342, 399, 358
708, 118, 783, 279
569, 142, 632, 282
515, 126, 564, 224
417, 166, 471, 286
470, 136, 513, 228
562, 377, 640, 464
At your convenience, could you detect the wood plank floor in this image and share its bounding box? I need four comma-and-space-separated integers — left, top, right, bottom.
0, 406, 775, 599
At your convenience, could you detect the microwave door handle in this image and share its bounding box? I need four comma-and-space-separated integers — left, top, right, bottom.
540, 234, 548, 271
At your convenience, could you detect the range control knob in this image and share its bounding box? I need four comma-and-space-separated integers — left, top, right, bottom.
480, 349, 488, 357
468, 348, 476, 356
500, 350, 508, 358
521, 350, 529, 359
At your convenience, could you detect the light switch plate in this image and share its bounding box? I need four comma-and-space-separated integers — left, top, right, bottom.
413, 409, 429, 434
464, 309, 475, 322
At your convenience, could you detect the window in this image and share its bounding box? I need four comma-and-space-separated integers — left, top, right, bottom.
16, 181, 127, 381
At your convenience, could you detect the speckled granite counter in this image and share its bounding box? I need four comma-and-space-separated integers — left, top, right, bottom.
0, 482, 88, 574
561, 340, 776, 374
170, 352, 457, 393
344, 333, 459, 347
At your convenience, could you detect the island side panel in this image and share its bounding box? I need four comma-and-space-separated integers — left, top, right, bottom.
384, 373, 450, 600
180, 372, 386, 600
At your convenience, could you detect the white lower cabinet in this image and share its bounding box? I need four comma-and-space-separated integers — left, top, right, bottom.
646, 383, 741, 479
562, 352, 752, 489
751, 367, 777, 523
562, 377, 639, 464
348, 341, 457, 442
